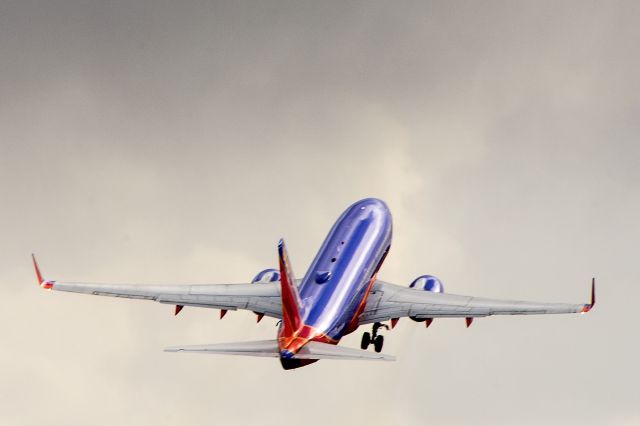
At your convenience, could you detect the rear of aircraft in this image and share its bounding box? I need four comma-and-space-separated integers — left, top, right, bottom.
163, 238, 394, 369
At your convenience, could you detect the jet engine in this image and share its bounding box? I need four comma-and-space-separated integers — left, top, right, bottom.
251, 268, 280, 284
409, 275, 444, 323
251, 268, 280, 322
409, 274, 444, 292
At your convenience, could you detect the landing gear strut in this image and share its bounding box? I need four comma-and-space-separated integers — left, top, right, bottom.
361, 322, 389, 353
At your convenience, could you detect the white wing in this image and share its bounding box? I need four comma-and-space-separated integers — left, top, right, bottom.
33, 255, 283, 319
359, 279, 594, 325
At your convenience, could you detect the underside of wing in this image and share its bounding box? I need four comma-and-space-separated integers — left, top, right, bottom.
33, 254, 283, 319
165, 340, 395, 361
359, 279, 594, 325
48, 281, 284, 319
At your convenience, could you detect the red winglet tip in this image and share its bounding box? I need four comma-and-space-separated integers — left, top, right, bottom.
391, 318, 399, 329
256, 313, 264, 323
220, 309, 227, 319
465, 317, 474, 328
175, 305, 184, 316
425, 318, 433, 328
581, 278, 596, 313
32, 254, 53, 289
31, 254, 43, 284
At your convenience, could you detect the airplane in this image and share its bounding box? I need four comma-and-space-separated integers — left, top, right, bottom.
32, 198, 595, 370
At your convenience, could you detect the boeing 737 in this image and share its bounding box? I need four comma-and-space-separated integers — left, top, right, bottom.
32, 198, 594, 369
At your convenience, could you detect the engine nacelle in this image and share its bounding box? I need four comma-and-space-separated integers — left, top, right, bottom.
251, 269, 280, 322
409, 275, 444, 293
409, 275, 444, 323
251, 268, 280, 284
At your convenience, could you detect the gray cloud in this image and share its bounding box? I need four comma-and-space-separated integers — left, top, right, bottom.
1, 1, 638, 425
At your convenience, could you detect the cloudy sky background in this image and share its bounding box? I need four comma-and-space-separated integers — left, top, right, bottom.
1, 1, 638, 424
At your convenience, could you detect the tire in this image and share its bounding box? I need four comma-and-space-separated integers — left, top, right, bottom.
374, 335, 384, 353
361, 332, 371, 350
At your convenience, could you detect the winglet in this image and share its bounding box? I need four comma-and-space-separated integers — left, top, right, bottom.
581, 278, 596, 313
31, 254, 54, 290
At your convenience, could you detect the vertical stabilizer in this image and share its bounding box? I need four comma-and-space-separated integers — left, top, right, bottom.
278, 239, 302, 337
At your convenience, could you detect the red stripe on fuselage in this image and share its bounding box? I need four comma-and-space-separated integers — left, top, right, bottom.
344, 245, 389, 335
279, 324, 338, 356
344, 273, 378, 335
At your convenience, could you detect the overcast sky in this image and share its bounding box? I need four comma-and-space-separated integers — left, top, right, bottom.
1, 1, 639, 425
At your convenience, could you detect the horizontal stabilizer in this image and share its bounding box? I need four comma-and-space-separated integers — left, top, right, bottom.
165, 339, 395, 361
165, 340, 280, 357
297, 341, 395, 361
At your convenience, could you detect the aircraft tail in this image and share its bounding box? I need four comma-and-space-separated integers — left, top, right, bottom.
278, 239, 302, 337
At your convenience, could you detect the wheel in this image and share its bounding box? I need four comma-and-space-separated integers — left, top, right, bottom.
361, 332, 371, 350
374, 335, 384, 353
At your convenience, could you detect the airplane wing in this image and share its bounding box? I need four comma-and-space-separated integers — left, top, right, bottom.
358, 279, 595, 325
32, 255, 283, 319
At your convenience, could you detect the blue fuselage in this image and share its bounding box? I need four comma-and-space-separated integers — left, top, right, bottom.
297, 198, 392, 342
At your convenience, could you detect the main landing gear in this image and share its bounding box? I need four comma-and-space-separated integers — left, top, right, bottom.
361, 322, 389, 353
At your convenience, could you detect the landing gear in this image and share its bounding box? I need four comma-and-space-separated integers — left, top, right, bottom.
361, 332, 371, 350
374, 335, 384, 353
361, 322, 389, 352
